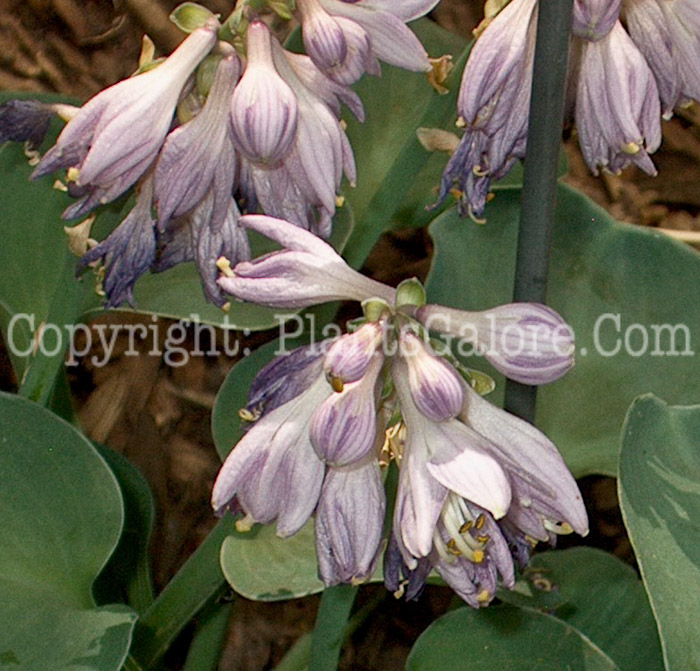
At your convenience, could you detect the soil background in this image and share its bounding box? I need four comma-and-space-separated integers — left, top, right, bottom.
1, 1, 699, 669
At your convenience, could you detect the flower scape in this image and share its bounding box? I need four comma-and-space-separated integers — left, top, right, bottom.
211, 215, 587, 606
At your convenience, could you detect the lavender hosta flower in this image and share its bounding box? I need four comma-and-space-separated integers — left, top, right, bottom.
576, 22, 661, 175
315, 456, 386, 584
32, 19, 219, 219
572, 0, 621, 41
79, 176, 156, 307
192, 195, 251, 307
324, 321, 385, 386
623, 0, 700, 117
229, 21, 298, 166
319, 0, 438, 74
154, 50, 241, 230
399, 330, 464, 422
284, 51, 365, 121
211, 374, 331, 537
217, 214, 395, 308
415, 302, 575, 385
245, 341, 334, 423
0, 99, 77, 150
392, 356, 512, 559
297, 0, 378, 85
434, 0, 537, 218
310, 351, 384, 465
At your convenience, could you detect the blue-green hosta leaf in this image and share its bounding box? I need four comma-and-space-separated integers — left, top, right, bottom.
0, 392, 135, 670
406, 604, 619, 671
526, 548, 664, 671
425, 184, 700, 476
619, 395, 700, 671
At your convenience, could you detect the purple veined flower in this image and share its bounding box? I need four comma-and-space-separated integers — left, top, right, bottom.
459, 381, 589, 542
229, 21, 299, 166
216, 214, 395, 308
297, 0, 378, 85
415, 302, 575, 385
0, 99, 78, 151
283, 50, 366, 121
318, 0, 438, 73
211, 374, 332, 537
154, 49, 241, 230
324, 320, 386, 385
434, 0, 538, 219
572, 0, 621, 41
315, 455, 386, 585
310, 350, 385, 465
32, 18, 219, 220
78, 175, 156, 307
623, 0, 700, 117
576, 21, 661, 175
391, 356, 512, 560
398, 329, 464, 423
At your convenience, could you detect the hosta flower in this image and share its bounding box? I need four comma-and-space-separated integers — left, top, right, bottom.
229, 21, 298, 165
415, 302, 575, 384
436, 0, 700, 218
32, 18, 219, 219
217, 214, 395, 307
576, 22, 661, 175
213, 215, 586, 605
434, 0, 538, 218
154, 49, 241, 229
0, 99, 77, 150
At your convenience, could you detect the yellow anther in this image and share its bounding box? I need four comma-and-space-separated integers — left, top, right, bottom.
221, 301, 231, 313
335, 194, 345, 207
456, 116, 466, 128
216, 256, 234, 277
477, 589, 491, 603
533, 576, 553, 592
472, 550, 485, 564
475, 514, 486, 530
53, 179, 68, 192
239, 407, 261, 422
329, 375, 344, 393
472, 165, 489, 178
621, 141, 641, 155
235, 514, 254, 532
66, 167, 80, 182
544, 520, 574, 535
476, 534, 490, 544
446, 538, 462, 557
459, 520, 474, 534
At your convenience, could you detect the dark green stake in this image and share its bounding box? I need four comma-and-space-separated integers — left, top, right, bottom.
504, 0, 574, 423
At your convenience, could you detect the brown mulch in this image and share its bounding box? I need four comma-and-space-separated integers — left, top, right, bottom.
1, 1, 699, 669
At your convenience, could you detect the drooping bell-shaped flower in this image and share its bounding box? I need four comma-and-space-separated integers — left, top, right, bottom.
434, 0, 538, 218
32, 18, 219, 219
211, 374, 331, 537
572, 0, 621, 41
310, 350, 384, 465
154, 49, 241, 230
318, 0, 437, 74
576, 21, 661, 175
79, 176, 156, 307
315, 456, 386, 585
229, 21, 299, 166
0, 99, 77, 150
415, 302, 575, 385
217, 214, 395, 308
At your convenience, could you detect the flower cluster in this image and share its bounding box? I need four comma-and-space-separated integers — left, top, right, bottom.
1, 0, 438, 307
436, 0, 700, 219
212, 215, 587, 605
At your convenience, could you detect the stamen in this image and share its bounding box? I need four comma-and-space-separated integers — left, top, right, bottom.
477, 589, 491, 603
544, 520, 574, 535
329, 374, 344, 393
239, 407, 261, 422
475, 514, 486, 530
459, 520, 473, 533
235, 514, 255, 532
476, 534, 490, 544
216, 256, 234, 277
621, 141, 641, 155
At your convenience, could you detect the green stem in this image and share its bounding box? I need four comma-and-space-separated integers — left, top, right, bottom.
182, 601, 234, 671
128, 517, 235, 669
308, 584, 358, 671
504, 0, 574, 424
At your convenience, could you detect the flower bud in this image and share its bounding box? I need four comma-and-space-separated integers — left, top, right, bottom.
230, 21, 298, 165
324, 322, 385, 386
572, 0, 621, 41
399, 330, 464, 422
